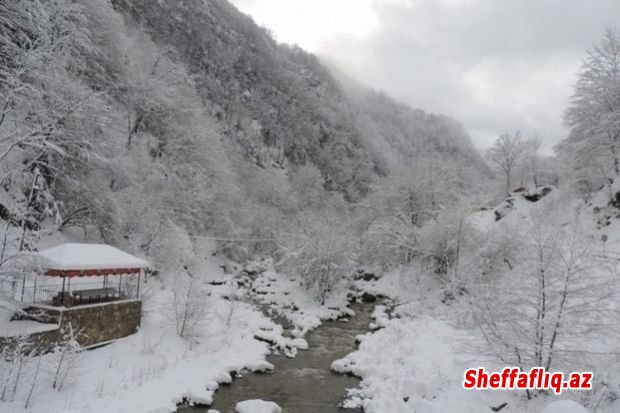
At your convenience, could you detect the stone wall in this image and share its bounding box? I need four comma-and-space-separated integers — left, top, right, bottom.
1, 300, 142, 354
58, 300, 142, 347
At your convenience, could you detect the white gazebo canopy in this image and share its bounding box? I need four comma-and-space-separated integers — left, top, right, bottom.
38, 243, 149, 277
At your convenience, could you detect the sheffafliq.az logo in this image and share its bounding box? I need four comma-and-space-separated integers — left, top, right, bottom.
463, 367, 593, 395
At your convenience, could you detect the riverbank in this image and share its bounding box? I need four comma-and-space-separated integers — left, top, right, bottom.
182, 302, 374, 413
0, 257, 364, 413
2, 255, 604, 413
332, 266, 604, 413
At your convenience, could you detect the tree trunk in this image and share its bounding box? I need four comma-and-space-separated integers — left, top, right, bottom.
505, 172, 511, 196
610, 130, 620, 175
536, 251, 546, 366
18, 170, 40, 252
545, 269, 570, 370
453, 214, 463, 281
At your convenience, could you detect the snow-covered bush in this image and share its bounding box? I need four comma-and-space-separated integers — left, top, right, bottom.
148, 220, 194, 277
172, 269, 210, 347
278, 217, 354, 305
470, 201, 620, 388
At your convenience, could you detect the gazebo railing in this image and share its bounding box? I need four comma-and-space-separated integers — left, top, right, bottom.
2, 278, 140, 305
30, 284, 66, 304
0, 280, 58, 303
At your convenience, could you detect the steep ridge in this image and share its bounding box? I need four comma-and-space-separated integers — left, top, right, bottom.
0, 0, 489, 261
109, 0, 488, 199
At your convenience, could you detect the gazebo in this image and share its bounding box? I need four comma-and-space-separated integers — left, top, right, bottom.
37, 243, 149, 306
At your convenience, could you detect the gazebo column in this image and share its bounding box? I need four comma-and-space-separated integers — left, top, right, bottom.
33, 273, 38, 303
20, 273, 26, 302
136, 269, 141, 299
61, 276, 66, 306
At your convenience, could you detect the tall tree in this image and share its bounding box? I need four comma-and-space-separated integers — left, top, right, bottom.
560, 29, 620, 184
524, 135, 543, 188
0, 0, 95, 171
486, 131, 528, 196
472, 203, 619, 383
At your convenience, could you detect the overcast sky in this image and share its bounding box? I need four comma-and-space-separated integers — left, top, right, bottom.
229, 0, 620, 152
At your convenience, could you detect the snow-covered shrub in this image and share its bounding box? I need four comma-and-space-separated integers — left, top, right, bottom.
470, 202, 620, 388
51, 323, 83, 391
56, 186, 120, 243
172, 270, 209, 347
278, 217, 354, 305
148, 220, 194, 277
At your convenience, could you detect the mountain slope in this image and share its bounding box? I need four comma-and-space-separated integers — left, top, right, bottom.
108, 0, 488, 199
0, 0, 488, 265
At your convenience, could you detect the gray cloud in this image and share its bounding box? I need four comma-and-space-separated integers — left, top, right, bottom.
318, 0, 620, 152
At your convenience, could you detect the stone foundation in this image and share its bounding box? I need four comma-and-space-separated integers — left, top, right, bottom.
1, 300, 142, 354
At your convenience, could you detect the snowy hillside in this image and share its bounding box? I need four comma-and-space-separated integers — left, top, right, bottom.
2, 1, 620, 413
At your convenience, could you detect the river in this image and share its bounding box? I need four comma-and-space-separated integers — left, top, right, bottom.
177, 302, 374, 413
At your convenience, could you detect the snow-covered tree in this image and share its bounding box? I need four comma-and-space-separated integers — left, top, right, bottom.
172, 269, 209, 347
486, 131, 529, 195
359, 158, 464, 268
0, 0, 96, 173
471, 201, 619, 384
522, 135, 543, 188
559, 29, 620, 187
278, 215, 354, 304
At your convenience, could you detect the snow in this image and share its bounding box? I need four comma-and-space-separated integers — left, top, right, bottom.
467, 186, 557, 232
0, 313, 59, 336
368, 304, 389, 331
0, 301, 58, 337
542, 400, 589, 413
0, 254, 296, 413
249, 263, 352, 337
289, 338, 308, 350
0, 298, 279, 412
38, 243, 149, 270
333, 305, 534, 413
338, 265, 602, 413
1, 191, 610, 413
332, 311, 482, 412
244, 360, 274, 373
235, 399, 282, 413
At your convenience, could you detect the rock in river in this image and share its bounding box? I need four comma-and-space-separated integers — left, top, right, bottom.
235, 399, 282, 413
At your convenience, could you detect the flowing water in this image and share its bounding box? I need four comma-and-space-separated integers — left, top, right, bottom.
177, 302, 374, 413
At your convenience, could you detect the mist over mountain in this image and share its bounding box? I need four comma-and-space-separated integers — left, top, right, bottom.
0, 0, 489, 256
108, 0, 488, 199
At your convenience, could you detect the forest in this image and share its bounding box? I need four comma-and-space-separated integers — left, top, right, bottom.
1, 1, 620, 413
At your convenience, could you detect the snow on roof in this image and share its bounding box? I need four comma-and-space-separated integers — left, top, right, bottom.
38, 243, 149, 271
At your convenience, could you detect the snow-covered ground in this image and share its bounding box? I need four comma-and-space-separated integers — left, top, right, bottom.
3, 185, 618, 413
0, 316, 59, 337
1, 277, 277, 412
328, 186, 620, 413
0, 249, 359, 413
249, 264, 354, 337
336, 267, 602, 413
